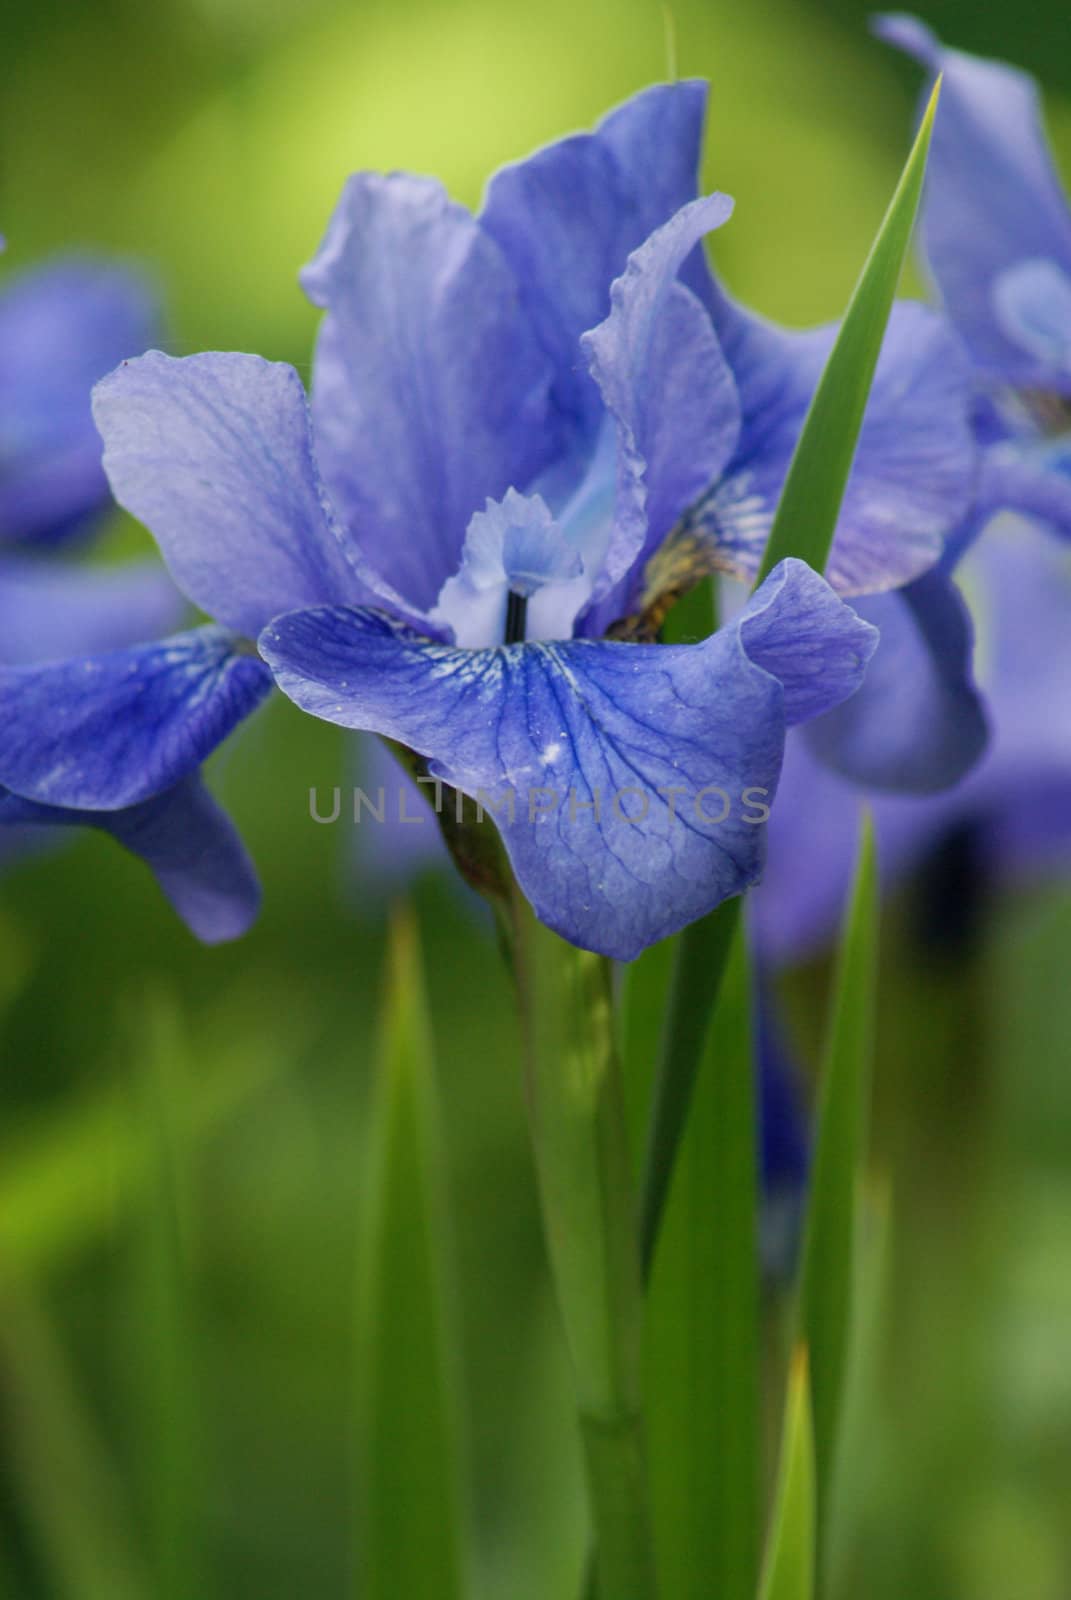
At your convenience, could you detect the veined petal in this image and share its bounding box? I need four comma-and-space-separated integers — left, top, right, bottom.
0, 625, 272, 809
876, 14, 1071, 390
580, 194, 740, 623
0, 256, 160, 546
0, 556, 185, 665
260, 558, 875, 960
480, 81, 712, 438
300, 173, 554, 612
803, 569, 988, 793
0, 776, 260, 943
696, 298, 975, 594
93, 351, 407, 638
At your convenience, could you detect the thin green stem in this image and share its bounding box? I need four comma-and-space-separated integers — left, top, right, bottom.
509, 890, 658, 1600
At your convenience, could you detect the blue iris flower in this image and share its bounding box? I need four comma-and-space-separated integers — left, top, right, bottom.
752, 24, 1071, 965
5, 84, 984, 958
876, 16, 1071, 543
0, 253, 271, 938
0, 257, 179, 641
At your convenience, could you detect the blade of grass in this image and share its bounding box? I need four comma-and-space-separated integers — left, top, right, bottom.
645, 923, 759, 1600
796, 813, 878, 1572
355, 905, 468, 1600
755, 77, 942, 584
758, 1349, 815, 1600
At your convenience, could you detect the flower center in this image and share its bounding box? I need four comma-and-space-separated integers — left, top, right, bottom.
504, 590, 529, 646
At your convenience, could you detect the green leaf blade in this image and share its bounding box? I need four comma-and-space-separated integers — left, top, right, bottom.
356, 906, 468, 1600
759, 1350, 816, 1600
797, 813, 879, 1564
645, 923, 760, 1600
755, 77, 942, 584
638, 895, 741, 1281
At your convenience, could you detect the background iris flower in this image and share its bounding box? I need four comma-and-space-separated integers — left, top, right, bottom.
0, 256, 181, 660
0, 253, 269, 936
757, 516, 1071, 960
877, 13, 1071, 551
756, 23, 1071, 964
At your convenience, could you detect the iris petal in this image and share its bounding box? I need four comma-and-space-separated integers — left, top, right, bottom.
0, 776, 260, 943
93, 351, 412, 638
481, 81, 712, 442
0, 556, 185, 665
876, 14, 1071, 390
301, 174, 555, 612
0, 257, 159, 545
580, 193, 740, 629
261, 558, 875, 959
695, 297, 975, 594
803, 569, 989, 793
0, 625, 272, 809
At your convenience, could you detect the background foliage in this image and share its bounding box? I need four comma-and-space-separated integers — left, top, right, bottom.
1, 0, 1070, 1594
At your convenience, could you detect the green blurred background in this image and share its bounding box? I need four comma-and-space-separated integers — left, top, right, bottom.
2, 0, 1070, 1594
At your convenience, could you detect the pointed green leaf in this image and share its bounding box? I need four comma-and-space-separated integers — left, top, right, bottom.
621, 936, 676, 1165
355, 906, 468, 1600
646, 923, 759, 1600
638, 896, 740, 1281
797, 813, 879, 1564
755, 78, 942, 584
759, 1350, 816, 1600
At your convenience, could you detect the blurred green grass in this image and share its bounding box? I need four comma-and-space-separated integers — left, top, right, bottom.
2, 0, 1071, 1593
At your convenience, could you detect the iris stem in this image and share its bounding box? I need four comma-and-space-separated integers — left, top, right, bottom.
508, 889, 659, 1600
